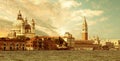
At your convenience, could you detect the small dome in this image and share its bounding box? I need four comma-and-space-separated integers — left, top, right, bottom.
25, 23, 31, 29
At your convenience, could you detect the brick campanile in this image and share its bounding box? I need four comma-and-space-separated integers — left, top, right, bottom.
82, 16, 88, 40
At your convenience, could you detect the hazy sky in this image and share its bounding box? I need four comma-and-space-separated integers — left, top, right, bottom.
0, 0, 120, 39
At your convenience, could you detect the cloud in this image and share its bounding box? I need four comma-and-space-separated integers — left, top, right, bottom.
73, 9, 103, 17
69, 9, 104, 26
36, 25, 58, 36
0, 18, 12, 37
59, 0, 82, 9
99, 17, 108, 22
87, 16, 108, 26
28, 0, 45, 5
85, 0, 90, 2
88, 21, 97, 26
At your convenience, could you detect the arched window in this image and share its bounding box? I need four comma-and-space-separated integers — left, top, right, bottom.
3, 43, 6, 50
22, 47, 24, 50
17, 47, 19, 50
10, 47, 12, 50
4, 43, 6, 46
3, 47, 6, 51
16, 44, 19, 50
16, 44, 19, 46
23, 44, 25, 46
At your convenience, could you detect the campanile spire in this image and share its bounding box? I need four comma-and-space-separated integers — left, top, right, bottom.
82, 16, 88, 40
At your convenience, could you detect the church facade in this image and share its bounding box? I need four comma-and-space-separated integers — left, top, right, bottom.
8, 11, 35, 38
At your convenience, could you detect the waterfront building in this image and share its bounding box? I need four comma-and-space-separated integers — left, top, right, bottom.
8, 10, 35, 38
63, 32, 75, 49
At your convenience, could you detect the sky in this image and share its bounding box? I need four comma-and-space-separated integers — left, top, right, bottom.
0, 0, 120, 40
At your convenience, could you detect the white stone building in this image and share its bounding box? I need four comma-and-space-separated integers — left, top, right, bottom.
8, 11, 35, 38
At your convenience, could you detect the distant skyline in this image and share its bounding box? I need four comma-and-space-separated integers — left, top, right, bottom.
0, 0, 120, 39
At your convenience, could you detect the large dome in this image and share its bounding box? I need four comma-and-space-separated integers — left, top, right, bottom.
12, 20, 23, 30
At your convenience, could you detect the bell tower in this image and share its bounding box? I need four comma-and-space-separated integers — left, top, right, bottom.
31, 19, 35, 33
82, 16, 88, 40
17, 10, 23, 20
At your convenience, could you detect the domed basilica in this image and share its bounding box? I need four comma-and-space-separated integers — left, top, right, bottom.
8, 11, 35, 38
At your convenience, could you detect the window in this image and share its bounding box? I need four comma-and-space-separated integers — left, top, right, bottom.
22, 47, 24, 50
10, 47, 12, 50
16, 44, 19, 46
23, 44, 24, 46
4, 44, 6, 46
3, 47, 6, 50
17, 47, 19, 50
